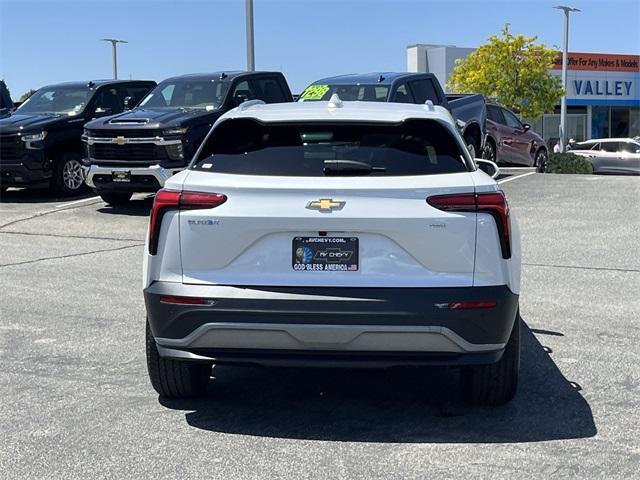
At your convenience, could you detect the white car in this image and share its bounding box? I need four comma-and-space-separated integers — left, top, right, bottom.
569, 138, 640, 175
143, 96, 522, 405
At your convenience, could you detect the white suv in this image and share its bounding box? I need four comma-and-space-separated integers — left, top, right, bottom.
143, 97, 522, 405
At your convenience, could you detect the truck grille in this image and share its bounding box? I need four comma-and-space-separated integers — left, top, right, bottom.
0, 134, 23, 162
89, 143, 170, 162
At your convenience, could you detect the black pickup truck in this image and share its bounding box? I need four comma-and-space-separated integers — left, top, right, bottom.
0, 80, 155, 195
0, 81, 13, 118
83, 71, 293, 205
299, 72, 487, 158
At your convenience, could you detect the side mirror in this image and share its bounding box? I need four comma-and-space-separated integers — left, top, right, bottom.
123, 96, 136, 110
93, 107, 113, 117
475, 158, 500, 179
234, 93, 249, 106
522, 123, 531, 131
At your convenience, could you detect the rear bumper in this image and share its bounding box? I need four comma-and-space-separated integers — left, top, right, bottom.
145, 283, 519, 367
83, 164, 183, 192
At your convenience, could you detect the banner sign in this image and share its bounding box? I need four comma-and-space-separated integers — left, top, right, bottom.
552, 52, 640, 73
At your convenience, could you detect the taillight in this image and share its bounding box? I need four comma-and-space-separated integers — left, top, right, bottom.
476, 192, 511, 260
148, 189, 227, 255
427, 191, 511, 259
148, 190, 180, 255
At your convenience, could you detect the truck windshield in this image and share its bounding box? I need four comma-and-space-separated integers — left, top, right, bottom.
299, 84, 389, 102
139, 79, 230, 111
16, 87, 92, 115
193, 119, 468, 176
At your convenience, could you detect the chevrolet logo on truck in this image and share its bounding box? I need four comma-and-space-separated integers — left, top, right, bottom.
113, 136, 127, 145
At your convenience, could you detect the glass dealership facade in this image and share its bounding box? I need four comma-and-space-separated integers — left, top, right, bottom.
407, 45, 640, 143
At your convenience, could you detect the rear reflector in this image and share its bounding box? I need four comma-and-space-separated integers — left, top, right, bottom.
427, 191, 511, 259
159, 296, 208, 305
148, 189, 227, 255
448, 301, 497, 310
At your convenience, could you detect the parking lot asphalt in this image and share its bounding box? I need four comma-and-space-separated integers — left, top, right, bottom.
1, 173, 639, 480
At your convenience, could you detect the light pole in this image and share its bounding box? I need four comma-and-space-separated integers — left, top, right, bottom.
101, 38, 128, 80
245, 0, 255, 71
554, 6, 580, 152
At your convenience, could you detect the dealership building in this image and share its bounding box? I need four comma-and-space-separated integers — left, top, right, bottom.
407, 44, 640, 142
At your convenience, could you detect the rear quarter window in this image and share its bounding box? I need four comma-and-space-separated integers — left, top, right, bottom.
193, 119, 469, 176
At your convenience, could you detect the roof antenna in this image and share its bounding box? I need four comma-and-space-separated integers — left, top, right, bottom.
327, 93, 343, 108
377, 74, 385, 83
87, 81, 95, 88
219, 72, 228, 80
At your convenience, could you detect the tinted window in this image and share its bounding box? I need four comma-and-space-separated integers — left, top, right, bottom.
122, 85, 153, 106
231, 80, 256, 103
94, 87, 122, 114
253, 78, 287, 103
139, 79, 229, 110
574, 141, 599, 151
502, 109, 523, 129
408, 79, 440, 104
487, 106, 504, 123
619, 141, 640, 153
394, 84, 415, 104
194, 119, 468, 176
299, 84, 389, 102
601, 142, 620, 152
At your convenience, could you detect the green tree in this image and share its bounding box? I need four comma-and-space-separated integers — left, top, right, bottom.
19, 89, 36, 103
447, 26, 563, 119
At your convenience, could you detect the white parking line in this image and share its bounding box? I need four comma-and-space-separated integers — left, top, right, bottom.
55, 196, 101, 209
498, 171, 536, 184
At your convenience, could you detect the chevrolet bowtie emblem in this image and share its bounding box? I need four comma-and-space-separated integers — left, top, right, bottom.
114, 136, 126, 145
306, 198, 346, 213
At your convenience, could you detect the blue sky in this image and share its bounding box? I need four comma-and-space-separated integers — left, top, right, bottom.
1, 0, 638, 99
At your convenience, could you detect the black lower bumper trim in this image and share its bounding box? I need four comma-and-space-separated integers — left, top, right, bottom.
145, 283, 519, 347
0, 164, 50, 187
172, 347, 505, 368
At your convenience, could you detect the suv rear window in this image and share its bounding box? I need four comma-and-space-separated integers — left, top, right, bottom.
193, 119, 468, 176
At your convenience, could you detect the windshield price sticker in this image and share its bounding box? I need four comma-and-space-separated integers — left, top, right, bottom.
300, 85, 330, 100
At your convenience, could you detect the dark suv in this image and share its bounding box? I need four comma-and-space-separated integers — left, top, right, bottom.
484, 104, 548, 171
0, 80, 155, 195
83, 71, 293, 205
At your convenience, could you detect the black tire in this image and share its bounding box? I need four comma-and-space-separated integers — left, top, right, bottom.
100, 192, 132, 206
146, 320, 212, 398
51, 152, 86, 196
464, 134, 479, 159
462, 310, 520, 405
482, 140, 497, 163
534, 149, 548, 173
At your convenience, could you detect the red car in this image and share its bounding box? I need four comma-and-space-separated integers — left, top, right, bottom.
483, 104, 548, 171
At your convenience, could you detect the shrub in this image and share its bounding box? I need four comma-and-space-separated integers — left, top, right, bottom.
546, 153, 593, 174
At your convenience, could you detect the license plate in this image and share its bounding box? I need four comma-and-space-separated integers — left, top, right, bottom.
112, 171, 131, 183
292, 236, 359, 272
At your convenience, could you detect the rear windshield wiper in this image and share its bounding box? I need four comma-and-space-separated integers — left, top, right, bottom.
323, 159, 386, 176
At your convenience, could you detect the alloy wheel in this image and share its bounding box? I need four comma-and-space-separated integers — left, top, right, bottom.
62, 159, 84, 190
483, 143, 495, 162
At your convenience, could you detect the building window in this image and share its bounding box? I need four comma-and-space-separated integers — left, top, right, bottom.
630, 109, 640, 138
591, 107, 609, 138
